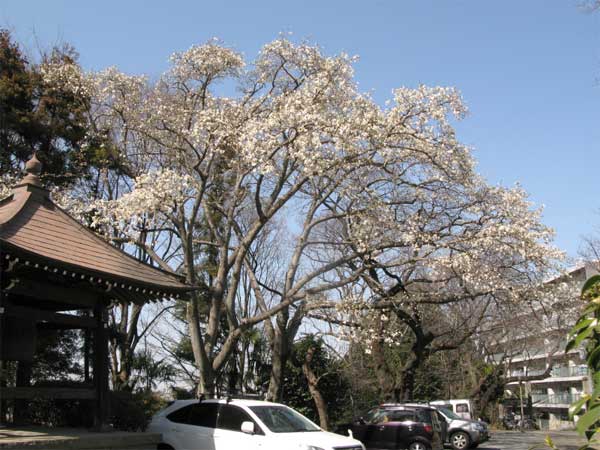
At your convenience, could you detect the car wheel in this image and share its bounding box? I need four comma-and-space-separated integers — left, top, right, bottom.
450, 431, 471, 450
408, 442, 430, 450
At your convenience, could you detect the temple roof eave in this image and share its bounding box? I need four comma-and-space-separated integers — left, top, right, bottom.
0, 155, 191, 302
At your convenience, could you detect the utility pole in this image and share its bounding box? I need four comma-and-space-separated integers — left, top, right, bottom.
519, 380, 525, 433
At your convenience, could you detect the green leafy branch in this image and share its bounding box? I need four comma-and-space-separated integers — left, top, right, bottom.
566, 274, 600, 449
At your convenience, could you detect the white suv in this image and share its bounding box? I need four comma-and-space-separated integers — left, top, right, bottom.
148, 398, 365, 450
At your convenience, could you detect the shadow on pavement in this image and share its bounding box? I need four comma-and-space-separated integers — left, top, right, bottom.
475, 431, 584, 450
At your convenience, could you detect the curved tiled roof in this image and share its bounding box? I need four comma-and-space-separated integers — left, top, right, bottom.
0, 157, 190, 300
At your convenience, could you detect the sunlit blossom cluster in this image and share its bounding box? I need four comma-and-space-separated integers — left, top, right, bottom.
0, 174, 18, 199
169, 40, 244, 82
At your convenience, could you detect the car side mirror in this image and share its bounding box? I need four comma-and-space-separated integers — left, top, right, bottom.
241, 421, 255, 435
357, 417, 366, 425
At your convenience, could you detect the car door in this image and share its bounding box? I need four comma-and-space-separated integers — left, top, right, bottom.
357, 408, 386, 449
426, 410, 444, 450
347, 415, 368, 446
436, 411, 448, 444
380, 410, 415, 449
214, 404, 266, 450
163, 404, 196, 450
177, 402, 219, 450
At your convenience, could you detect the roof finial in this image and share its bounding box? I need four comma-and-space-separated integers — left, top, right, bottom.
22, 153, 42, 187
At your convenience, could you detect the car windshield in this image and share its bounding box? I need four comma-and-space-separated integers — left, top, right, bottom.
249, 405, 321, 433
439, 407, 461, 420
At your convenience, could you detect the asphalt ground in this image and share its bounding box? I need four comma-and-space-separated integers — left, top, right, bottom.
476, 430, 591, 450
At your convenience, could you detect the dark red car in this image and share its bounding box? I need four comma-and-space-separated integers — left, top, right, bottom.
340, 404, 444, 450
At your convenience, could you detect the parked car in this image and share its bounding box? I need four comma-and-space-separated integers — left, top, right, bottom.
148, 398, 365, 450
434, 406, 490, 450
338, 404, 444, 450
430, 400, 474, 420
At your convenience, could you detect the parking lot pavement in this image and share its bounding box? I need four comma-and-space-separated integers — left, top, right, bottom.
476, 430, 590, 450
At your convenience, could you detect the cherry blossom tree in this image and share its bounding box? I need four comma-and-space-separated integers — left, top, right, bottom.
38, 37, 564, 398
309, 176, 566, 400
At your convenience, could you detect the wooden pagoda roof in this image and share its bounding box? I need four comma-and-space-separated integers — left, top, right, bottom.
0, 155, 190, 303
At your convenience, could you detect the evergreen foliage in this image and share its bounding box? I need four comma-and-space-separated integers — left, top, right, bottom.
282, 336, 351, 426
565, 275, 600, 449
0, 29, 114, 187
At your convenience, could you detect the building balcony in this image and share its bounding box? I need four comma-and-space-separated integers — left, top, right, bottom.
502, 348, 581, 364
531, 392, 583, 406
551, 365, 588, 378
509, 368, 548, 378
508, 365, 588, 381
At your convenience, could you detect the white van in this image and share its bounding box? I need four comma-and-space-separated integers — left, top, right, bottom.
430, 399, 474, 420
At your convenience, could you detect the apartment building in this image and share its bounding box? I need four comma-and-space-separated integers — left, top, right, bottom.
504, 344, 591, 430
496, 263, 595, 430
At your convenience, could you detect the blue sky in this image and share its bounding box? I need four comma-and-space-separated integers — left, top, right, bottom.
1, 0, 599, 257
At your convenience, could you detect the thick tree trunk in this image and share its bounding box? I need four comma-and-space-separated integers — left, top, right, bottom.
266, 328, 289, 402
227, 347, 239, 394
108, 300, 144, 391
371, 316, 396, 401
266, 304, 305, 401
266, 307, 290, 402
371, 335, 395, 401
303, 346, 329, 430
187, 298, 217, 398
370, 325, 433, 402
116, 366, 130, 391
398, 330, 433, 402
199, 370, 216, 398
181, 227, 222, 399
398, 359, 418, 402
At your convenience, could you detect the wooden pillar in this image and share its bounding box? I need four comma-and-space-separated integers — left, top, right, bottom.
0, 360, 5, 425
93, 301, 109, 430
14, 361, 32, 425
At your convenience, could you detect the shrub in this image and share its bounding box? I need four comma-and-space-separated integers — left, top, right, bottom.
22, 398, 94, 428
109, 390, 169, 431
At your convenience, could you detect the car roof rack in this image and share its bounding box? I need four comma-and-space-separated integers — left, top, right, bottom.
215, 390, 267, 402
380, 402, 432, 409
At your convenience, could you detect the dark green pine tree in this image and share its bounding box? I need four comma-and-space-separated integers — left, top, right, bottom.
0, 29, 111, 188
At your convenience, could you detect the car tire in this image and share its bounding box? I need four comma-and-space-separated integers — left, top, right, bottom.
450, 431, 471, 450
408, 442, 430, 450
